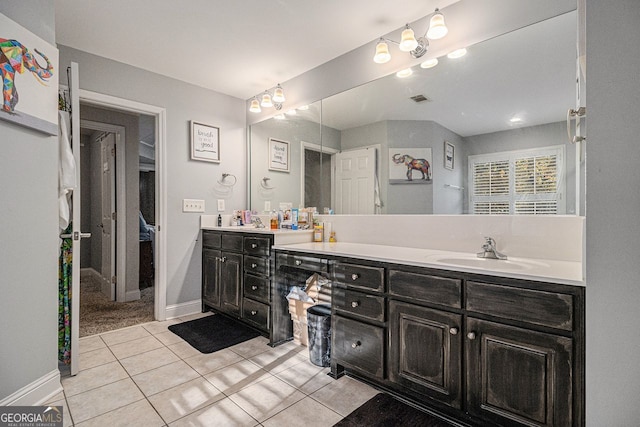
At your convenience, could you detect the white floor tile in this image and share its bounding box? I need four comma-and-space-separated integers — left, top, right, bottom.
109, 335, 164, 359
132, 360, 200, 396
78, 346, 116, 371
119, 346, 180, 376
78, 335, 106, 354
75, 398, 165, 427
273, 360, 333, 395
228, 376, 306, 422
100, 325, 152, 346
155, 330, 187, 346
203, 359, 272, 395
168, 341, 204, 359
309, 375, 379, 416
247, 343, 308, 374
61, 361, 128, 397
147, 377, 225, 424
142, 319, 182, 335
183, 348, 244, 375
169, 397, 259, 427
227, 336, 271, 359
262, 396, 343, 427
46, 398, 73, 427
66, 378, 144, 424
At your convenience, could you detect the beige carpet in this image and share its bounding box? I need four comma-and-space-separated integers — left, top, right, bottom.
79, 274, 154, 337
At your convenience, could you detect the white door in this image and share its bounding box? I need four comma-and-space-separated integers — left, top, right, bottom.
99, 133, 116, 300
334, 147, 376, 214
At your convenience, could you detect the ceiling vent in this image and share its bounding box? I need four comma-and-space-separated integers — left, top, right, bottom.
410, 94, 430, 103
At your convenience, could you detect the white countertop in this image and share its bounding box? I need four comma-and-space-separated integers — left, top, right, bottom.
201, 225, 313, 245
272, 242, 584, 287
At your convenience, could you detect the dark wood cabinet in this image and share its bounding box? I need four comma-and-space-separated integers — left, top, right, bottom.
202, 247, 221, 309
219, 251, 242, 315
388, 300, 463, 409
465, 317, 573, 426
333, 315, 385, 379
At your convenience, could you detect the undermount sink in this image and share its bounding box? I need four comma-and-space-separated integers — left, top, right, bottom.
428, 255, 550, 271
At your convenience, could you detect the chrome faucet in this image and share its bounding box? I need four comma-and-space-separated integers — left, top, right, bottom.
477, 237, 507, 260
252, 217, 265, 228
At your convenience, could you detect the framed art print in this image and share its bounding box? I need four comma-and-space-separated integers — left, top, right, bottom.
444, 141, 455, 170
191, 121, 220, 162
268, 138, 290, 172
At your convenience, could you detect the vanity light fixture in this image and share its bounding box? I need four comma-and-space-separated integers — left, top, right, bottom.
420, 58, 439, 69
372, 8, 449, 64
447, 48, 467, 59
249, 84, 286, 113
510, 117, 523, 123
286, 109, 297, 115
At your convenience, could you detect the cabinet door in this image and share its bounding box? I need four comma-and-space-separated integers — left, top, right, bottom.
388, 301, 462, 409
466, 317, 573, 426
220, 251, 242, 315
202, 248, 221, 309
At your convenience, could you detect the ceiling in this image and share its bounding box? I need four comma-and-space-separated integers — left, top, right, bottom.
54, 0, 457, 101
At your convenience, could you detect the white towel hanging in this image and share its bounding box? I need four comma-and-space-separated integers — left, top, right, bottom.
58, 110, 77, 232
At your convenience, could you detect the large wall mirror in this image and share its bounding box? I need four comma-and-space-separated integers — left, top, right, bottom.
249, 10, 584, 216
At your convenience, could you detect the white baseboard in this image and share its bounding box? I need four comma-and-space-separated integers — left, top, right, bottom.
165, 299, 202, 320
0, 370, 62, 406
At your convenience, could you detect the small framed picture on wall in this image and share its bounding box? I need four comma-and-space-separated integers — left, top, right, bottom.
444, 141, 455, 170
191, 121, 220, 162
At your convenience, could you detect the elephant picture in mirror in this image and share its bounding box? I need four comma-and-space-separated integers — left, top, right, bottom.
249, 10, 584, 216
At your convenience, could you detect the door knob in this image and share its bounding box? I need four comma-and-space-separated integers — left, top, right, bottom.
251, 285, 258, 291
351, 341, 361, 349
295, 260, 302, 265
251, 310, 257, 315
251, 263, 257, 268
351, 273, 359, 281
351, 301, 360, 308
449, 327, 459, 335
251, 243, 258, 249
467, 332, 477, 340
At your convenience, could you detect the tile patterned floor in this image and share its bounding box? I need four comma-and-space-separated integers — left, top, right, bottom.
48, 312, 379, 426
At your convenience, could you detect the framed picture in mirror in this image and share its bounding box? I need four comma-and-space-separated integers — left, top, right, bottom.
268, 138, 290, 172
389, 148, 432, 184
444, 141, 455, 170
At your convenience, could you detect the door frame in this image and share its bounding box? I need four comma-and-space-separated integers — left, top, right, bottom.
81, 120, 126, 301
79, 89, 168, 321
300, 141, 338, 209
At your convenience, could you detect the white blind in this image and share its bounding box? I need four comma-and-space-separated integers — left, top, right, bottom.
469, 146, 565, 215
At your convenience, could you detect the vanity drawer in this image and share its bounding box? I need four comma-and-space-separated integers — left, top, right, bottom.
277, 253, 328, 272
244, 255, 269, 276
221, 233, 243, 252
333, 287, 385, 323
333, 315, 384, 379
334, 262, 384, 293
465, 281, 574, 331
244, 236, 271, 256
389, 270, 462, 309
242, 298, 270, 331
202, 231, 221, 249
244, 274, 270, 304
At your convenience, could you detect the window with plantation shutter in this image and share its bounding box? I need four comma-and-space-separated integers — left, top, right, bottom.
469, 146, 565, 215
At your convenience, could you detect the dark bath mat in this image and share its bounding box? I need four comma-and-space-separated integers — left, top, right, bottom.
334, 393, 455, 427
168, 314, 261, 354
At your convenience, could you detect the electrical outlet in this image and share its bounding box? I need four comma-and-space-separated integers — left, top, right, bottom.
183, 199, 205, 212
217, 199, 225, 212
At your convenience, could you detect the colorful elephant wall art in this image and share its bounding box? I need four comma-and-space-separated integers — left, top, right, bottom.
0, 38, 54, 113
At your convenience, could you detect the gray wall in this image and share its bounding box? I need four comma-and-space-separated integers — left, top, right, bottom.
585, 0, 640, 423
0, 1, 58, 400
58, 46, 247, 308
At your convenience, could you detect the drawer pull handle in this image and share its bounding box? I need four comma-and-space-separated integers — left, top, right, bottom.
351, 273, 359, 281
351, 341, 361, 349
251, 285, 258, 291
351, 301, 360, 308
449, 327, 459, 335
251, 243, 258, 249
467, 332, 477, 340
251, 310, 258, 315
251, 263, 257, 268
295, 260, 302, 266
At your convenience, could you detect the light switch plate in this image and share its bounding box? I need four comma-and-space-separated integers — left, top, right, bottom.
217, 199, 225, 211
183, 199, 205, 212
264, 201, 271, 212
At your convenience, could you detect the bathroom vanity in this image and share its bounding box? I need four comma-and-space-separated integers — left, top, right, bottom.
272, 242, 584, 427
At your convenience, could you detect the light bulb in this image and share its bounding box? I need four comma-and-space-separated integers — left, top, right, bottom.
249, 98, 261, 113
272, 84, 285, 103
447, 48, 467, 59
396, 68, 413, 78
420, 58, 439, 69
399, 25, 418, 52
260, 91, 273, 108
373, 39, 391, 64
427, 9, 448, 40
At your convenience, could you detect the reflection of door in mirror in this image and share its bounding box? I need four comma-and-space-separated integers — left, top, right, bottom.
334, 147, 377, 214
301, 142, 336, 213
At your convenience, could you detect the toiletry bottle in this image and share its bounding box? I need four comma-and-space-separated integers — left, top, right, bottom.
217, 214, 222, 227
270, 210, 278, 230
329, 231, 337, 242
313, 224, 324, 242
291, 208, 299, 230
